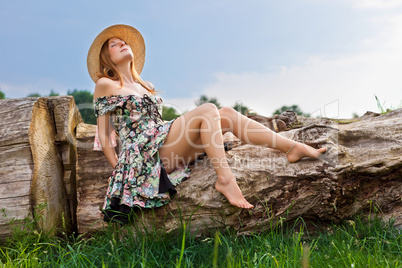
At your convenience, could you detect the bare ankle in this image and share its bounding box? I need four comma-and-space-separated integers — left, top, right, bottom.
285, 141, 297, 155
216, 174, 233, 185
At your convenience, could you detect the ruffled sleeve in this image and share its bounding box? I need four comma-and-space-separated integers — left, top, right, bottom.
93, 95, 124, 151
93, 95, 128, 117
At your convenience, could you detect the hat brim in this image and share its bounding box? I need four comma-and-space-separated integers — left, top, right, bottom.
87, 24, 145, 83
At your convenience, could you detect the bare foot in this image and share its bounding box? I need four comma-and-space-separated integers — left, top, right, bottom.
215, 176, 254, 209
286, 142, 327, 163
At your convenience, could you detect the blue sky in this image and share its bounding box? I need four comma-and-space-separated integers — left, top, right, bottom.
1, 0, 401, 118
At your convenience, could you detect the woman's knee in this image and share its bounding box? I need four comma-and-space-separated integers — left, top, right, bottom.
219, 106, 240, 132
219, 106, 237, 117
197, 103, 219, 116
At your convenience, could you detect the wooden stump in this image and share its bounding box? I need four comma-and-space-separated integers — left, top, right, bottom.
0, 98, 38, 239
47, 96, 83, 234
0, 96, 82, 239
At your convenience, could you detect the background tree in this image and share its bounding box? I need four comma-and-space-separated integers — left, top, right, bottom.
49, 89, 59, 96
195, 95, 221, 109
0, 90, 5, 99
67, 89, 96, 124
232, 101, 249, 115
27, 93, 41, 97
273, 104, 310, 117
26, 90, 59, 97
162, 106, 181, 121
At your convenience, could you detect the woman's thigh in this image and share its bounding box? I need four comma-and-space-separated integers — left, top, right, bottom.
159, 104, 217, 173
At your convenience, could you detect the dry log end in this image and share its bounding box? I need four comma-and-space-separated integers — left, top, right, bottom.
28, 97, 70, 235
47, 96, 83, 234
0, 98, 39, 240
47, 96, 83, 143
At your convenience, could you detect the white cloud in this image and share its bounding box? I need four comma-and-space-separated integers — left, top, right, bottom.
200, 49, 401, 118
198, 11, 402, 119
352, 0, 402, 9
310, 0, 402, 9
162, 97, 197, 115
377, 14, 402, 48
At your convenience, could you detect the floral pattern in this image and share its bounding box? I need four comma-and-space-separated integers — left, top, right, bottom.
93, 94, 190, 211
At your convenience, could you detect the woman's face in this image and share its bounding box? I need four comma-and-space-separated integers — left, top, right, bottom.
107, 37, 133, 65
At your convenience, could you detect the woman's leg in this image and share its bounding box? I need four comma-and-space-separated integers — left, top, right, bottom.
158, 103, 254, 209
218, 106, 327, 162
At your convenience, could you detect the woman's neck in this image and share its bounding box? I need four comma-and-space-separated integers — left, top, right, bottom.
116, 62, 135, 85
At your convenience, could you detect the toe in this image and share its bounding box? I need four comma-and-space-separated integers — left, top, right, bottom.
318, 147, 327, 154
242, 200, 253, 209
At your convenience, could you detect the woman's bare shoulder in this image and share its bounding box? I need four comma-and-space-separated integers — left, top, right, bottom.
93, 77, 119, 99
143, 80, 155, 91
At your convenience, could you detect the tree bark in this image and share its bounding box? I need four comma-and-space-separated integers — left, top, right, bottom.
0, 96, 82, 239
1, 96, 401, 238
0, 98, 38, 239
75, 123, 116, 234
75, 108, 402, 235
47, 96, 83, 234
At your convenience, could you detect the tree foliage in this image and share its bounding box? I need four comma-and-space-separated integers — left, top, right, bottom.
195, 95, 252, 115
27, 93, 41, 97
195, 95, 221, 109
27, 90, 59, 97
273, 105, 310, 117
49, 89, 59, 96
67, 89, 96, 124
0, 90, 5, 99
162, 106, 181, 121
232, 101, 250, 115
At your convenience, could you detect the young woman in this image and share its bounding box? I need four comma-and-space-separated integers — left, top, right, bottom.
88, 24, 327, 223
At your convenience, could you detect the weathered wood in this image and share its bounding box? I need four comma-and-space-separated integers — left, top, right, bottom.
28, 97, 71, 235
47, 96, 83, 233
47, 96, 83, 143
75, 108, 402, 235
75, 123, 119, 233
0, 96, 81, 239
1, 95, 401, 238
0, 98, 38, 240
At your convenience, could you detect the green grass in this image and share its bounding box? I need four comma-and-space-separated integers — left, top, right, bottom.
1, 213, 401, 267
375, 94, 402, 114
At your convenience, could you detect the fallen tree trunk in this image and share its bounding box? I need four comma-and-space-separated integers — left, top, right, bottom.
75, 123, 116, 233
1, 96, 401, 238
76, 108, 402, 235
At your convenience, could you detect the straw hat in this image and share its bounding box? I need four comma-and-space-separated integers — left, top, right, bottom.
87, 24, 145, 83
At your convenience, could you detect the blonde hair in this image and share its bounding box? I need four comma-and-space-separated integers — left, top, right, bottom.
96, 39, 155, 94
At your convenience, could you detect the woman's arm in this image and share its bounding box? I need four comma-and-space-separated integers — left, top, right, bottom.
94, 77, 119, 168
97, 111, 119, 169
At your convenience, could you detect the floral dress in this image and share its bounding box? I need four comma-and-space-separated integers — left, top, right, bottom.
93, 93, 190, 224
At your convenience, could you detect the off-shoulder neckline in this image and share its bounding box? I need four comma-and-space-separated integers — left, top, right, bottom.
93, 94, 159, 102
